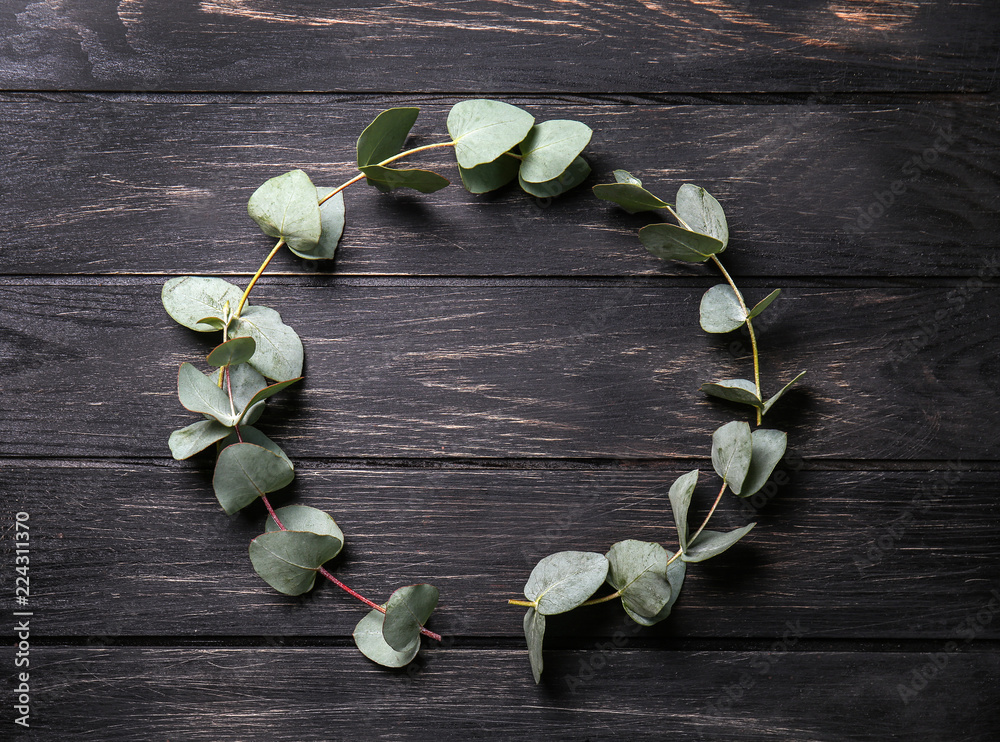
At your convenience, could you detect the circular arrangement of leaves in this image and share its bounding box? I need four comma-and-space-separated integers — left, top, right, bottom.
161, 100, 803, 678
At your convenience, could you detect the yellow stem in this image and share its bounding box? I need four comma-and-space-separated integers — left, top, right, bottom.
579, 590, 622, 608
508, 599, 535, 608
235, 238, 285, 317
710, 254, 762, 425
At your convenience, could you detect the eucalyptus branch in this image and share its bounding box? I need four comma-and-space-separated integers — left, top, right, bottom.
161, 99, 594, 669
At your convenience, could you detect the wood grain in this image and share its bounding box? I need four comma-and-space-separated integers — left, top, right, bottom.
13, 646, 999, 740
1, 1, 997, 93
1, 100, 997, 278
5, 462, 997, 640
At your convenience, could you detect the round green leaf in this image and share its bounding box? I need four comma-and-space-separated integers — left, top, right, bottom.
700, 378, 762, 409
668, 469, 699, 550
230, 305, 303, 381
162, 276, 242, 332
287, 188, 344, 260
247, 169, 321, 252
382, 584, 439, 651
264, 505, 344, 544
354, 608, 420, 668
249, 528, 343, 595
606, 540, 673, 622
518, 120, 593, 183
523, 608, 546, 684
638, 223, 725, 263
360, 165, 450, 194
763, 371, 807, 416
676, 184, 729, 248
357, 107, 420, 167
458, 153, 519, 194
518, 155, 590, 198
227, 363, 267, 414
220, 426, 292, 467
740, 429, 788, 498
177, 362, 237, 427
592, 182, 671, 214
748, 289, 781, 320
682, 524, 755, 563
700, 284, 747, 334
712, 420, 753, 495
524, 550, 609, 616
168, 419, 231, 461
448, 100, 535, 169
207, 336, 256, 368
213, 441, 294, 515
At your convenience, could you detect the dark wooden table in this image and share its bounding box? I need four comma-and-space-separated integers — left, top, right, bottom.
3, 2, 998, 739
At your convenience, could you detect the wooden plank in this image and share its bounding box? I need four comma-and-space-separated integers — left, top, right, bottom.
5, 462, 998, 639
1, 282, 997, 461
10, 646, 999, 740
1, 100, 996, 278
1, 2, 996, 93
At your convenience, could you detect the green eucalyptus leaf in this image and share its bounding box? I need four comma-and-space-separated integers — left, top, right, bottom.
162, 276, 243, 332
518, 155, 590, 198
712, 420, 753, 495
249, 528, 343, 595
682, 524, 755, 563
247, 169, 322, 252
447, 99, 535, 169
524, 550, 609, 616
168, 419, 232, 460
360, 165, 450, 194
264, 505, 344, 544
354, 608, 420, 668
700, 284, 747, 334
614, 169, 642, 186
220, 426, 293, 468
700, 379, 762, 409
624, 555, 685, 627
762, 371, 807, 416
676, 184, 729, 248
207, 336, 256, 368
195, 316, 228, 331
748, 289, 781, 320
458, 153, 519, 194
606, 540, 674, 624
213, 441, 294, 515
177, 362, 237, 427
286, 188, 344, 261
382, 584, 439, 652
231, 305, 303, 381
518, 120, 593, 183
237, 377, 302, 425
668, 469, 699, 550
523, 608, 546, 684
592, 182, 670, 214
740, 429, 788, 498
638, 223, 725, 263
357, 107, 420, 167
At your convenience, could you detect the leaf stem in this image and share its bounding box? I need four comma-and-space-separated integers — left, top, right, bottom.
507, 599, 535, 608
580, 590, 623, 607
709, 254, 762, 426
236, 238, 285, 317
318, 141, 457, 207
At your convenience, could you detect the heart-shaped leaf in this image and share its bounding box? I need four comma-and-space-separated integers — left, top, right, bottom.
287, 188, 344, 260
524, 551, 609, 616
207, 336, 256, 368
249, 527, 343, 595
762, 371, 807, 416
357, 107, 419, 167
639, 223, 725, 263
231, 305, 303, 381
448, 99, 535, 169
712, 420, 753, 495
518, 155, 590, 198
700, 284, 747, 333
700, 378, 762, 409
247, 169, 321, 252
676, 184, 729, 248
354, 607, 420, 668
606, 540, 674, 624
668, 469, 699, 550
458, 153, 519, 194
213, 441, 294, 514
168, 419, 231, 460
360, 165, 449, 194
237, 376, 302, 425
740, 429, 788, 498
748, 289, 781, 320
523, 607, 546, 684
682, 524, 755, 563
382, 584, 439, 651
177, 362, 237, 427
162, 276, 243, 332
518, 120, 593, 184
